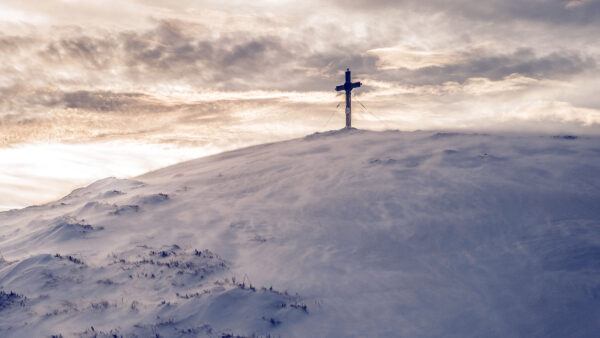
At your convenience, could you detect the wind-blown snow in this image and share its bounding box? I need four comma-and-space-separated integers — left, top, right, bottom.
1, 129, 600, 337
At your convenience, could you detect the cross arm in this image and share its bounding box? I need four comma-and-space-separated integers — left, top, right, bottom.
336, 81, 362, 92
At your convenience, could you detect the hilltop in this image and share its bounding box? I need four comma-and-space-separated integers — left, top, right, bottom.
1, 129, 600, 337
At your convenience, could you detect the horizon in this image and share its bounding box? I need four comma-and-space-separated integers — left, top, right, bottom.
2, 0, 600, 210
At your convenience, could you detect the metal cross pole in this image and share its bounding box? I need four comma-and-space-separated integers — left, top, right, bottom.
335, 68, 362, 129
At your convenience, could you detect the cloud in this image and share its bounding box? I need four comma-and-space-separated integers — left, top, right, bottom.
367, 47, 466, 70
331, 0, 600, 25
60, 91, 162, 114
0, 34, 36, 53
0, 19, 305, 92
11, 17, 592, 96
114, 19, 301, 90
2, 9, 597, 97
565, 0, 598, 9
40, 36, 117, 70
372, 48, 596, 85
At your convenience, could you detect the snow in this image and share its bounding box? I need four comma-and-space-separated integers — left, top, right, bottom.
1, 129, 600, 337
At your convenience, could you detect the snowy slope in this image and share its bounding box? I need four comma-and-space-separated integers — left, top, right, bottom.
1, 129, 600, 337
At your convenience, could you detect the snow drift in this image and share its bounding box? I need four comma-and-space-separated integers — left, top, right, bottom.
1, 129, 600, 337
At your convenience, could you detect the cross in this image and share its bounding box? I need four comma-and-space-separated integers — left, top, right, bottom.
335, 68, 362, 129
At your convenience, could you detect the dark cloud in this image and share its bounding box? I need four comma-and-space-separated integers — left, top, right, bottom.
40, 36, 117, 69
0, 35, 37, 53
454, 0, 600, 25
0, 19, 299, 91
332, 0, 600, 25
117, 19, 297, 89
305, 51, 379, 76
374, 49, 596, 85
119, 20, 197, 71
0, 85, 63, 113
220, 37, 286, 70
61, 91, 157, 113
0, 85, 23, 105
1, 16, 594, 96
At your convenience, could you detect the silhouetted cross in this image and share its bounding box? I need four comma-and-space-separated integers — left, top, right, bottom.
335, 68, 362, 129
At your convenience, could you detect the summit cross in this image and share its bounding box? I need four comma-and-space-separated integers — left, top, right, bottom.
335, 68, 362, 129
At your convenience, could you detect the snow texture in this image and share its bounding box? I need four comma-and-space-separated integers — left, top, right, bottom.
1, 129, 600, 337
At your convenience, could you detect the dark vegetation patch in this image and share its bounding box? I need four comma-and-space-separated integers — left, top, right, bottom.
44, 301, 78, 317
220, 332, 275, 338
81, 201, 114, 211
262, 316, 281, 327
126, 322, 215, 337
369, 157, 397, 165
369, 154, 433, 168
230, 277, 309, 314
78, 326, 122, 338
57, 216, 103, 232
54, 253, 85, 265
102, 190, 125, 198
250, 235, 268, 243
553, 135, 578, 140
176, 289, 212, 299
111, 245, 228, 281
0, 290, 27, 311
110, 204, 140, 215
96, 279, 115, 285
431, 132, 487, 139
89, 300, 113, 311
138, 193, 169, 204
433, 132, 460, 138
42, 270, 84, 288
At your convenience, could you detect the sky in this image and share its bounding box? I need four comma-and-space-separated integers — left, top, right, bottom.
1, 0, 600, 210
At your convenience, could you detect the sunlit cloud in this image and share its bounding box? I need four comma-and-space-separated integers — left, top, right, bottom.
367, 47, 466, 70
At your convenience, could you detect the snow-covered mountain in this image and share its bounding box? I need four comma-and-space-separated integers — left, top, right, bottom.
1, 129, 600, 337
